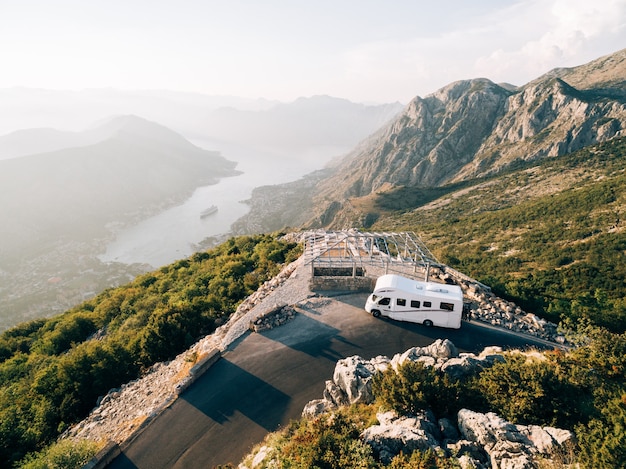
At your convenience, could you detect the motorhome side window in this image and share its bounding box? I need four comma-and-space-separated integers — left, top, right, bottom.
397, 298, 406, 306
440, 302, 454, 311
410, 300, 420, 308
423, 301, 432, 307
379, 297, 391, 306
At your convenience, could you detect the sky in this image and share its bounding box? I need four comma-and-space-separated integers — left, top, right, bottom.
0, 0, 625, 104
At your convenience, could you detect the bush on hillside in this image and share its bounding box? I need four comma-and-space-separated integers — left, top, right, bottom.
0, 234, 301, 467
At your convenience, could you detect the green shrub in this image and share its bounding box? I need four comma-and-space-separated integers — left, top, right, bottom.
388, 449, 461, 469
274, 412, 377, 468
576, 395, 626, 469
473, 353, 593, 428
17, 439, 98, 469
372, 361, 476, 419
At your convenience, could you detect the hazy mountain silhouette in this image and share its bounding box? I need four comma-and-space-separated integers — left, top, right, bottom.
0, 115, 238, 263
201, 95, 403, 151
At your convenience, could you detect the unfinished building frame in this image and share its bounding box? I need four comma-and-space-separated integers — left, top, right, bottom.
303, 230, 442, 280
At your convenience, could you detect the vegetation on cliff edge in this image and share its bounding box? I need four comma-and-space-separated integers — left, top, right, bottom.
0, 234, 301, 467
239, 325, 626, 469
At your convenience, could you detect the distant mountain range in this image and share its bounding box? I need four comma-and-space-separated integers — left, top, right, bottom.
200, 95, 403, 151
235, 48, 626, 230
0, 112, 218, 160
0, 88, 278, 137
0, 89, 404, 161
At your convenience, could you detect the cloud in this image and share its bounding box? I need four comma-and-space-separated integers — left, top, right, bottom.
473, 0, 626, 85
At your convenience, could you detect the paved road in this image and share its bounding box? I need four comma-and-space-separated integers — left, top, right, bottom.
108, 293, 551, 468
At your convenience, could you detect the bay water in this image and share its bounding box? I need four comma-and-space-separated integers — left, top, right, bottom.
99, 141, 344, 268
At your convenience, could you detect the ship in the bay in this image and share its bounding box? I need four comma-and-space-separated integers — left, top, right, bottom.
200, 205, 218, 218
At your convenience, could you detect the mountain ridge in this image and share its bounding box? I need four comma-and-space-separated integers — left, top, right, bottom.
231, 47, 626, 230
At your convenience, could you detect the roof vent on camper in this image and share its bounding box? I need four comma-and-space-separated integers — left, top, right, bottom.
426, 285, 447, 293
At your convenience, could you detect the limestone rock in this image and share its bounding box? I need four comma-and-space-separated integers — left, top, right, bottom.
301, 399, 334, 418
457, 409, 575, 469
447, 440, 489, 468
440, 352, 505, 380
332, 355, 378, 404
361, 411, 441, 464
391, 338, 459, 369
519, 425, 575, 454
323, 379, 348, 407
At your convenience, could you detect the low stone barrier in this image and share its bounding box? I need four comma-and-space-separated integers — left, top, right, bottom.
250, 305, 297, 332
176, 348, 222, 395
82, 441, 120, 469
461, 282, 566, 345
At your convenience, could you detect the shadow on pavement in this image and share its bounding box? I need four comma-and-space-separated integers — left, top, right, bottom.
260, 313, 362, 362
181, 359, 290, 431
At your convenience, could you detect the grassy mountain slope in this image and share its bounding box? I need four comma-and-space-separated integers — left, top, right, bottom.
366, 137, 626, 332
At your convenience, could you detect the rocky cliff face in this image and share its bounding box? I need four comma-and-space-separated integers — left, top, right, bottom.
306, 48, 626, 227
318, 78, 512, 197
462, 77, 626, 180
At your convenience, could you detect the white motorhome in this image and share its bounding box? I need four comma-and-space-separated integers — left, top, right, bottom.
365, 274, 464, 329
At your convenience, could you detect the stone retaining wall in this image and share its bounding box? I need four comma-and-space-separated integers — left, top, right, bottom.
310, 275, 376, 292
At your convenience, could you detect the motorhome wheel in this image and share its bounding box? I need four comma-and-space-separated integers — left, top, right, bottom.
423, 319, 433, 327
372, 310, 381, 318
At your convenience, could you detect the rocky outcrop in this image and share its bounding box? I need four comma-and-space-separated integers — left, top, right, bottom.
361, 410, 442, 464
314, 78, 512, 201
463, 77, 626, 181
457, 409, 575, 469
297, 341, 575, 469
357, 408, 575, 469
302, 339, 504, 417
